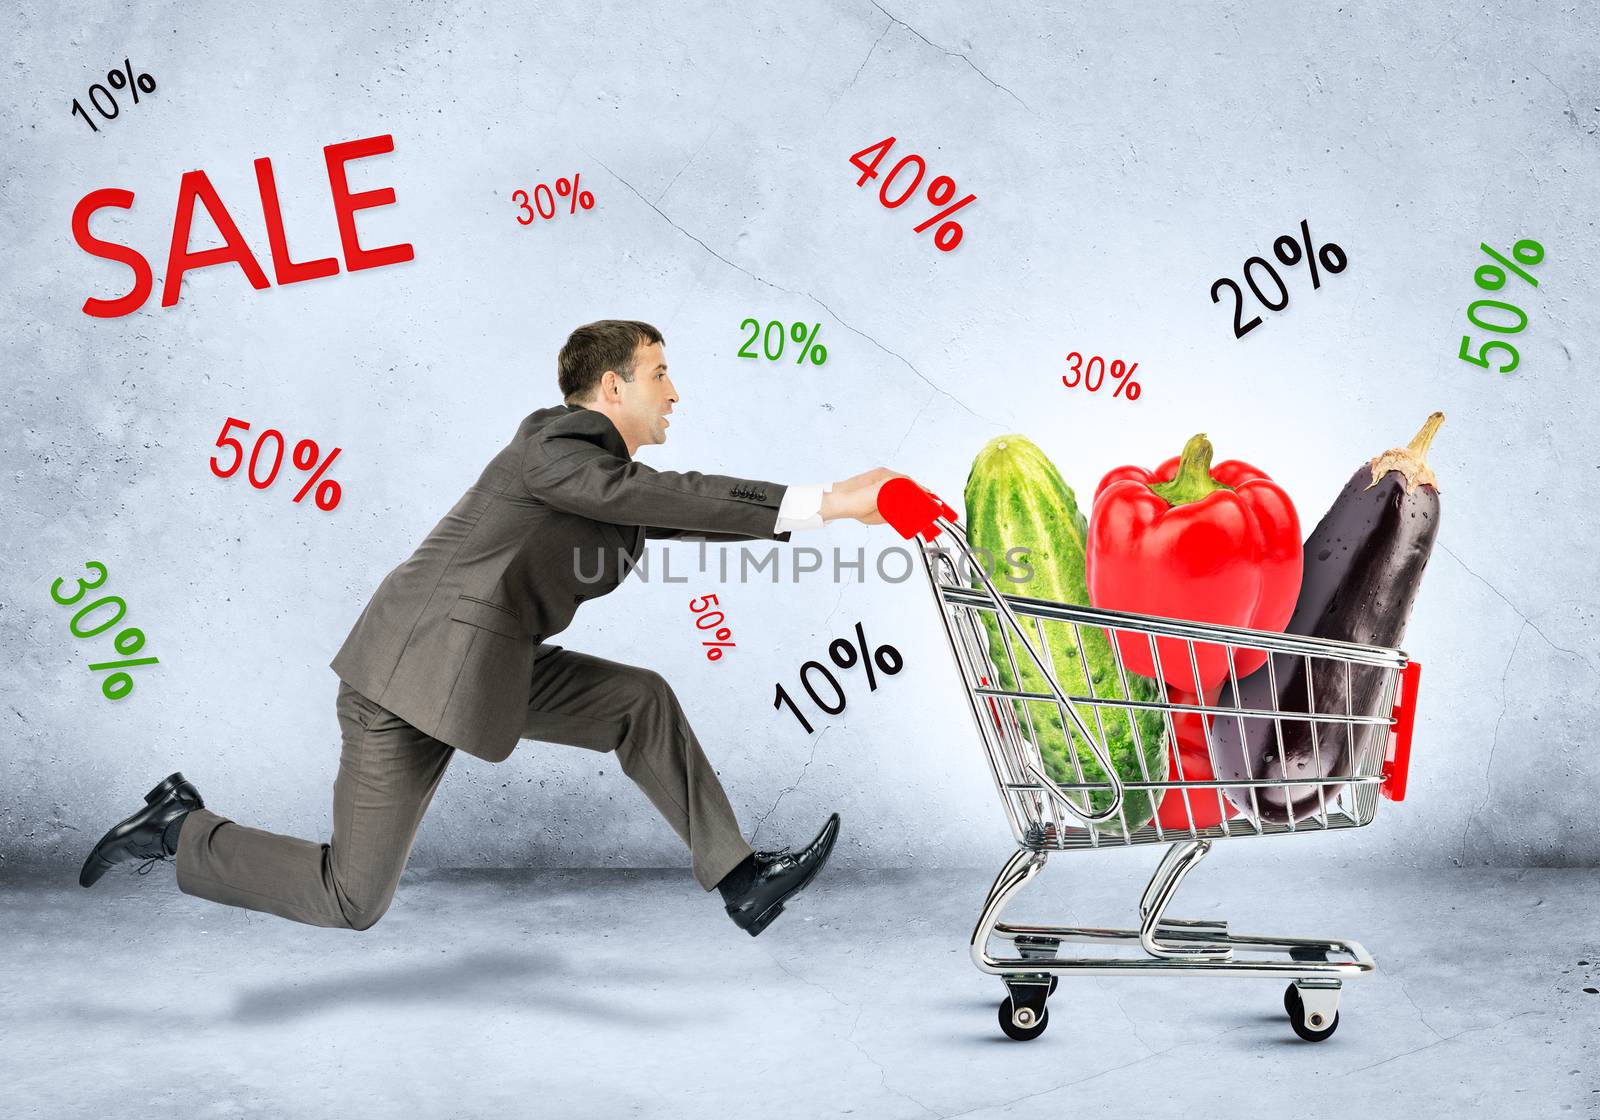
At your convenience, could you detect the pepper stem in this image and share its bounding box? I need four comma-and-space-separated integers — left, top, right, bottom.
1367, 411, 1445, 494
1148, 433, 1232, 506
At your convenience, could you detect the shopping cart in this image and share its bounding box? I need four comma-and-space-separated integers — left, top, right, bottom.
877, 479, 1422, 1043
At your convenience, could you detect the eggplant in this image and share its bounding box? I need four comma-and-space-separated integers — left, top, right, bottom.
1211, 413, 1443, 823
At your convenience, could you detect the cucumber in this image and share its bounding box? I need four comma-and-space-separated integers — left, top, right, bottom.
964, 435, 1168, 833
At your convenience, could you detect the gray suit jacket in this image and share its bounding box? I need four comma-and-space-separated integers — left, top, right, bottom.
331, 403, 790, 762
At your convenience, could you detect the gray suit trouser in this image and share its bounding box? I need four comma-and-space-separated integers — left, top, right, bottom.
173, 646, 755, 929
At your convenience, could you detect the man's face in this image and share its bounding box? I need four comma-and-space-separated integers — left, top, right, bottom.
611, 341, 678, 450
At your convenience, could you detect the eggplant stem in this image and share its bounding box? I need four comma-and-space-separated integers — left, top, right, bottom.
1409, 412, 1445, 457
1367, 411, 1445, 494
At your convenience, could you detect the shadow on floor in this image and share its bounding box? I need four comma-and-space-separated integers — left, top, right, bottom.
48, 948, 691, 1028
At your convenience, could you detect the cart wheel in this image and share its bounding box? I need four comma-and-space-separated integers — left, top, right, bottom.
1048, 975, 1059, 996
998, 996, 1050, 1041
1284, 985, 1340, 1042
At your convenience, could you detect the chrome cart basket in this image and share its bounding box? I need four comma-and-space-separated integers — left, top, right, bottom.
878, 479, 1421, 1042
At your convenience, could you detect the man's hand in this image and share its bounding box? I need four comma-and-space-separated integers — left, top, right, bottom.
821, 466, 912, 526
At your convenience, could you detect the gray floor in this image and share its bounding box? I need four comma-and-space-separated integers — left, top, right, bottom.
2, 859, 1596, 1118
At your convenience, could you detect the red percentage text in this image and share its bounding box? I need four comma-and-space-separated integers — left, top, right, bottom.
849, 137, 975, 252
1063, 354, 1142, 401
691, 594, 735, 661
209, 417, 343, 511
513, 173, 595, 224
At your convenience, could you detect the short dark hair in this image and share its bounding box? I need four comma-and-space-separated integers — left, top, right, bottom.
557, 320, 664, 403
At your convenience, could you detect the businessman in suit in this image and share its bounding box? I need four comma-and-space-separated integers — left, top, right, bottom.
81, 319, 907, 937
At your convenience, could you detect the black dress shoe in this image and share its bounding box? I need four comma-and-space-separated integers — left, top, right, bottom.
725, 812, 840, 937
79, 772, 204, 888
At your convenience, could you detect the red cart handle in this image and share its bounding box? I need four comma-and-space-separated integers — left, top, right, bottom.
878, 477, 957, 541
1381, 659, 1422, 802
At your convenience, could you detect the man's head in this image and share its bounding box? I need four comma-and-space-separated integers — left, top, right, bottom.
557, 320, 678, 455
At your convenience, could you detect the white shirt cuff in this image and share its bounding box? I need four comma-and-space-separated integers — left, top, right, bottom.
773, 483, 831, 532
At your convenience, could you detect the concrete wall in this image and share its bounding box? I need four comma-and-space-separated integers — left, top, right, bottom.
4, 0, 1597, 873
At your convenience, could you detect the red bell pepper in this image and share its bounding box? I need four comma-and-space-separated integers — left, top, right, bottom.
1086, 433, 1301, 693
1153, 686, 1240, 831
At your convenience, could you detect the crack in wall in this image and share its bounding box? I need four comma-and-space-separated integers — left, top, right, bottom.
655, 119, 725, 205
941, 1022, 1253, 1119
765, 947, 853, 1011
762, 949, 941, 1118
869, 2, 1034, 114
850, 20, 893, 89
1113, 991, 1158, 1056
1440, 543, 1591, 668
852, 1044, 941, 1119
748, 726, 831, 846
891, 388, 939, 459
1457, 622, 1523, 867
1530, 63, 1593, 136
1339, 1010, 1541, 1077
1392, 974, 1445, 1040
1427, 25, 1467, 58
820, 582, 851, 638
586, 157, 1005, 432
819, 17, 893, 123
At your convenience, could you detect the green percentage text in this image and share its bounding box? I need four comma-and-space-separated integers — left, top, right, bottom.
738, 319, 827, 365
48, 560, 159, 700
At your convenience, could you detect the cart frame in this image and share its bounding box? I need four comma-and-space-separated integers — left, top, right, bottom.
881, 480, 1421, 1041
